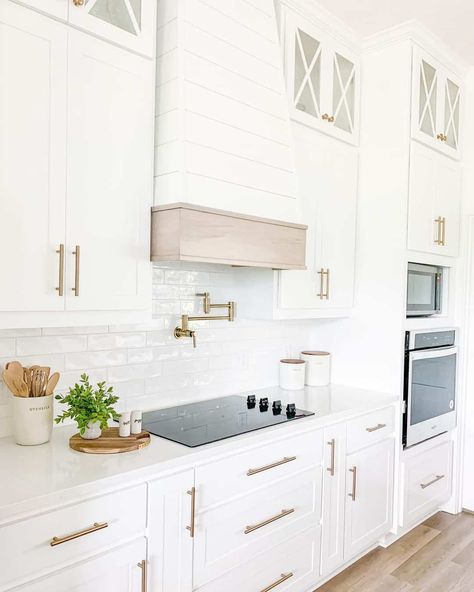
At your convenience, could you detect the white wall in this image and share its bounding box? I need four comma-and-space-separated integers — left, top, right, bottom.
0, 262, 318, 438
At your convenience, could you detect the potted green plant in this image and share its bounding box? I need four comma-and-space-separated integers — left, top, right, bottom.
55, 374, 119, 439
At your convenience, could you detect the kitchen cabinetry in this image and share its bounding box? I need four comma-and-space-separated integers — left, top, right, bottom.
16, 0, 67, 19
14, 539, 147, 592
0, 2, 153, 325
282, 5, 360, 145
408, 142, 462, 257
278, 129, 357, 314
344, 438, 394, 559
321, 423, 346, 576
148, 470, 194, 592
411, 46, 462, 159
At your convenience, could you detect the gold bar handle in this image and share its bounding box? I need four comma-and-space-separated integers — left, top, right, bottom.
327, 439, 336, 476
260, 572, 294, 592
186, 487, 196, 538
324, 268, 330, 299
55, 244, 65, 296
50, 521, 108, 546
348, 466, 357, 501
137, 560, 148, 592
420, 474, 445, 489
72, 245, 80, 296
441, 217, 446, 246
317, 268, 325, 299
366, 423, 386, 433
247, 456, 297, 476
244, 508, 294, 535
434, 217, 443, 245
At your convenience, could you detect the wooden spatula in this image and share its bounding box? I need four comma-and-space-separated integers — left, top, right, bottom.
2, 369, 28, 397
46, 372, 60, 396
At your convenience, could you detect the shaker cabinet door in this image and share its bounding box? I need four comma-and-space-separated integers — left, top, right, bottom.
68, 0, 156, 57
0, 2, 67, 312
65, 30, 153, 312
13, 0, 68, 20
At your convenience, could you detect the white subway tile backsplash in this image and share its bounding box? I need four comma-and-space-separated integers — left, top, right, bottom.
0, 262, 317, 437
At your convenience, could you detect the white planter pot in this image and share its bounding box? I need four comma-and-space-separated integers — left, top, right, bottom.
81, 421, 102, 440
12, 394, 53, 446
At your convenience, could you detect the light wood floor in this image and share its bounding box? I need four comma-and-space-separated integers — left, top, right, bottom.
317, 512, 474, 592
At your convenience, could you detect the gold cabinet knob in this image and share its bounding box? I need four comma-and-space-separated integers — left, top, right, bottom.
436, 133, 444, 141
73, 0, 85, 5
322, 113, 335, 123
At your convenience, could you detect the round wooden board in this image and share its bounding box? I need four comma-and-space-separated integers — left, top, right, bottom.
69, 427, 151, 454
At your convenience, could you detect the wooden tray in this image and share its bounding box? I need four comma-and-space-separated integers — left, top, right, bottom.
69, 427, 151, 454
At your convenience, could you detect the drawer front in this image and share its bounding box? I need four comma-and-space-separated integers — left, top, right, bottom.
0, 484, 146, 590
196, 527, 321, 592
403, 441, 453, 527
346, 406, 395, 453
194, 467, 322, 587
196, 429, 323, 509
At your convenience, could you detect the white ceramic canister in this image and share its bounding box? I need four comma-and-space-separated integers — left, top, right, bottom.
119, 412, 131, 437
12, 394, 53, 446
300, 351, 331, 386
279, 359, 306, 390
130, 410, 143, 435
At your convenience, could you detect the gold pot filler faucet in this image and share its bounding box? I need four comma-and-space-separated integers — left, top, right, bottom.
174, 292, 236, 348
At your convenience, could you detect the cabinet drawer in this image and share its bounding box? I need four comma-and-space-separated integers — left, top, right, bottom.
0, 484, 146, 590
402, 441, 453, 527
197, 527, 321, 592
194, 467, 322, 587
196, 429, 323, 508
346, 407, 395, 453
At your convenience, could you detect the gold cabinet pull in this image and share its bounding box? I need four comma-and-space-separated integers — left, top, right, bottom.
72, 0, 85, 5
436, 133, 444, 141
186, 487, 196, 538
366, 423, 387, 433
247, 456, 297, 476
244, 508, 294, 535
434, 217, 443, 245
324, 268, 330, 299
55, 244, 65, 296
137, 559, 148, 592
72, 245, 80, 296
317, 269, 330, 299
322, 113, 334, 123
420, 474, 445, 489
441, 217, 446, 246
348, 466, 357, 501
260, 572, 294, 592
50, 521, 108, 546
327, 439, 336, 476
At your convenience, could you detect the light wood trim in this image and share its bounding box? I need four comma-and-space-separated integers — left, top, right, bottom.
150, 204, 307, 270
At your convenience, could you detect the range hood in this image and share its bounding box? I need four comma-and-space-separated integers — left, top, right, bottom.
151, 203, 307, 270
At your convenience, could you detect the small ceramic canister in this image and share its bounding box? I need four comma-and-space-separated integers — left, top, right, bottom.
12, 394, 53, 446
300, 351, 331, 386
130, 410, 142, 435
119, 412, 131, 437
279, 359, 306, 390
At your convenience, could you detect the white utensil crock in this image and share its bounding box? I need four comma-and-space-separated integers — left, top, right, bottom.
81, 421, 102, 440
12, 394, 53, 446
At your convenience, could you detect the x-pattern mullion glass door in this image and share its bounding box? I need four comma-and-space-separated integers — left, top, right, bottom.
329, 47, 359, 143
68, 0, 155, 57
443, 73, 461, 152
293, 26, 323, 121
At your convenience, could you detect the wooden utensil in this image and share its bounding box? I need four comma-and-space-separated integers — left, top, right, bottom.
24, 367, 32, 396
45, 372, 60, 396
31, 369, 47, 397
2, 369, 29, 397
5, 364, 29, 397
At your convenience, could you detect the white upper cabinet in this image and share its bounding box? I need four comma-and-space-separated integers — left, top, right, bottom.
408, 142, 462, 257
282, 8, 360, 145
68, 0, 156, 57
411, 46, 462, 159
0, 3, 67, 312
65, 30, 153, 311
277, 130, 357, 314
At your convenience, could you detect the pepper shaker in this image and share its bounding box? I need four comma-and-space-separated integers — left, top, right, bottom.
119, 412, 131, 437
131, 410, 142, 435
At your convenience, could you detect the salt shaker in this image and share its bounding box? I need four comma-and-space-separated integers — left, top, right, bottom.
119, 411, 131, 437
131, 410, 142, 435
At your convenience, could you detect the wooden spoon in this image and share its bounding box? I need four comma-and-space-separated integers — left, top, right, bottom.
45, 372, 60, 396
2, 370, 28, 397
7, 364, 29, 396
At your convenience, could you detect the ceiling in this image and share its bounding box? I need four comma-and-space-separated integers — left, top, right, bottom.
315, 0, 474, 64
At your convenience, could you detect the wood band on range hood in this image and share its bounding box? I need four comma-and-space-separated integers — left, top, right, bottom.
150, 203, 307, 270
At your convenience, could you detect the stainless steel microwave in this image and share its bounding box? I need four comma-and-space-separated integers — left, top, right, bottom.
406, 263, 443, 317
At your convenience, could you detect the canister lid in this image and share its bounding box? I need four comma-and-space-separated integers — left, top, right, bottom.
280, 358, 305, 364
301, 351, 330, 356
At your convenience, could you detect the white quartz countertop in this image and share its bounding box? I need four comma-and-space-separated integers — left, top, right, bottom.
0, 384, 399, 523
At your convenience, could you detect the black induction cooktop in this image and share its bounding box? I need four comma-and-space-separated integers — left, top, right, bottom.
141, 395, 314, 447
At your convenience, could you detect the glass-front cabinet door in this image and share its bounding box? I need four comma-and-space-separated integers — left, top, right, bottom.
68, 0, 156, 57
411, 46, 461, 159
283, 8, 360, 145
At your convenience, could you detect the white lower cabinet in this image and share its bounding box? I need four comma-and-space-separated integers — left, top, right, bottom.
148, 470, 194, 592
320, 423, 346, 576
401, 440, 453, 528
195, 527, 321, 592
13, 538, 147, 592
344, 438, 395, 559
